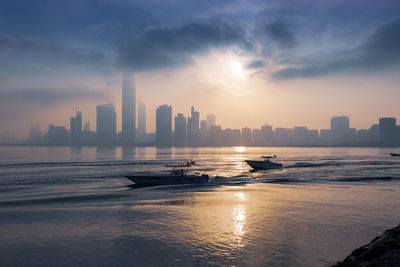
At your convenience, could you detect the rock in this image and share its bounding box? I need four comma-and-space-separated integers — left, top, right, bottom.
332, 224, 400, 267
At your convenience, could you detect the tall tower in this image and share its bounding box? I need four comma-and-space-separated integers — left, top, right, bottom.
137, 100, 146, 137
121, 73, 136, 145
156, 104, 172, 147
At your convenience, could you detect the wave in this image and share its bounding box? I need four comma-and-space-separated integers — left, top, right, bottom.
0, 160, 170, 169
0, 192, 126, 207
285, 160, 400, 169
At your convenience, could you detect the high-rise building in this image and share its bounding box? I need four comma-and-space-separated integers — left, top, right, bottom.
156, 104, 172, 147
174, 113, 187, 147
187, 106, 200, 146
331, 116, 350, 144
206, 114, 216, 129
241, 127, 252, 146
70, 111, 82, 144
84, 121, 90, 131
379, 117, 397, 145
47, 125, 68, 145
96, 104, 116, 145
137, 100, 146, 137
29, 123, 42, 144
121, 74, 136, 145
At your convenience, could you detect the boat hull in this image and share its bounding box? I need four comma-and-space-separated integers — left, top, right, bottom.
125, 174, 209, 186
245, 160, 283, 170
390, 153, 400, 157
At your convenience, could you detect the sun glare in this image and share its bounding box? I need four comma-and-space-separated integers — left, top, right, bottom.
230, 60, 245, 80
235, 147, 246, 153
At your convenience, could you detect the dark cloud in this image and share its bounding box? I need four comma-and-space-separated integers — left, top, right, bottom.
0, 88, 105, 104
263, 20, 295, 47
117, 21, 253, 71
0, 32, 109, 68
272, 18, 400, 80
245, 60, 266, 69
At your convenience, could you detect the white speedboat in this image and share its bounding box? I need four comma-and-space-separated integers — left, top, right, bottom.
245, 155, 283, 170
125, 165, 208, 186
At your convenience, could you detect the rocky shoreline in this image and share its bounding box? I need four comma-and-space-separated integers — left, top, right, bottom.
332, 224, 400, 266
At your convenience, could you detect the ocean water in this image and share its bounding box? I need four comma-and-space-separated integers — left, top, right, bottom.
0, 146, 399, 266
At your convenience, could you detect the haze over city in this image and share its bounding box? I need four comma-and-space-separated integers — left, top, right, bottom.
1, 0, 400, 138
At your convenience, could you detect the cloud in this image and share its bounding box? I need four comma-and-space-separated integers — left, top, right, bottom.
245, 60, 266, 69
0, 88, 105, 104
117, 21, 254, 71
0, 32, 109, 68
272, 18, 400, 79
263, 20, 295, 47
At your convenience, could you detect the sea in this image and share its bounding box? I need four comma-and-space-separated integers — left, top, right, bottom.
0, 146, 399, 266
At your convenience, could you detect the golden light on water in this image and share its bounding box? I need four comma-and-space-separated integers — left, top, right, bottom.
234, 147, 246, 153
233, 204, 246, 237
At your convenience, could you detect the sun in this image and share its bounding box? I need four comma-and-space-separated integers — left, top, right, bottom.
230, 60, 245, 80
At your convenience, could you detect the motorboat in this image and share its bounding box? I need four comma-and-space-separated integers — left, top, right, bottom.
165, 160, 196, 167
390, 153, 400, 157
125, 162, 208, 186
245, 155, 283, 170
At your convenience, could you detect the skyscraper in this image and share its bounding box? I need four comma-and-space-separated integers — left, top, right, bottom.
156, 104, 172, 147
137, 100, 146, 137
174, 113, 187, 147
187, 106, 200, 146
121, 74, 136, 145
96, 104, 116, 145
206, 114, 216, 129
331, 116, 350, 144
70, 110, 82, 144
379, 117, 397, 145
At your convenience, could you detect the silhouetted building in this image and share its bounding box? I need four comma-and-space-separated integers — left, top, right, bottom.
241, 127, 252, 146
138, 100, 146, 137
379, 117, 396, 145
187, 106, 200, 146
96, 104, 116, 145
29, 123, 42, 144
47, 125, 68, 145
275, 128, 293, 145
209, 125, 222, 146
121, 74, 136, 145
206, 114, 216, 129
331, 116, 350, 144
174, 113, 187, 147
156, 104, 172, 147
261, 124, 274, 145
84, 121, 90, 131
70, 111, 82, 145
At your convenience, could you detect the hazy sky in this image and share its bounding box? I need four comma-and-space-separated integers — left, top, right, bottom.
1, 0, 400, 136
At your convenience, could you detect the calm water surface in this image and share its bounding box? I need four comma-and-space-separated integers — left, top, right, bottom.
0, 146, 399, 266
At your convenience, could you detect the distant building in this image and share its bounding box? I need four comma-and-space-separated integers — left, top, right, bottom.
379, 117, 397, 145
261, 124, 274, 145
84, 121, 90, 131
275, 128, 293, 145
29, 123, 42, 144
174, 113, 187, 147
206, 114, 216, 129
331, 116, 350, 144
70, 111, 82, 145
319, 129, 331, 144
137, 100, 146, 137
209, 125, 222, 146
241, 127, 252, 146
47, 124, 68, 145
121, 74, 136, 145
187, 106, 200, 146
156, 104, 172, 147
96, 104, 116, 145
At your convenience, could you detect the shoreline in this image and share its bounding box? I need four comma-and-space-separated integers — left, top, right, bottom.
332, 224, 400, 266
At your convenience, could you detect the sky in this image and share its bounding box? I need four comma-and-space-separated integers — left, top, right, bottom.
1, 0, 400, 136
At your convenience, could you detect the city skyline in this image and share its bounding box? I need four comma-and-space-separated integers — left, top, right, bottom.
1, 1, 400, 137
